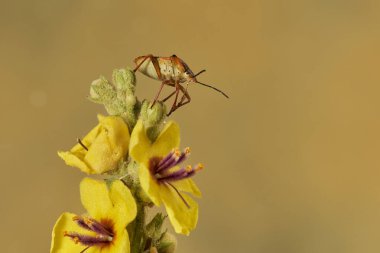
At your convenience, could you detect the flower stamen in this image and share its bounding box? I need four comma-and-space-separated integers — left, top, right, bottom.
155, 147, 192, 174
167, 182, 190, 208
77, 138, 89, 151
185, 165, 193, 173
80, 246, 91, 253
156, 150, 177, 172
83, 217, 114, 237
174, 148, 181, 157
64, 216, 114, 247
195, 163, 204, 172
152, 148, 203, 182
148, 147, 203, 208
64, 231, 113, 246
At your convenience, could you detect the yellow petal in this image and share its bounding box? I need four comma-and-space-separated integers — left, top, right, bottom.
171, 179, 202, 198
58, 124, 102, 174
58, 115, 129, 175
98, 115, 130, 151
71, 124, 102, 154
130, 120, 180, 164
161, 185, 199, 235
150, 121, 180, 158
50, 212, 91, 253
84, 115, 130, 174
108, 180, 137, 230
57, 151, 92, 174
100, 229, 130, 253
138, 164, 161, 206
80, 178, 113, 220
84, 130, 116, 174
129, 120, 152, 163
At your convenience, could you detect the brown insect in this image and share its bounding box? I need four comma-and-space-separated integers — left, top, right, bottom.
133, 54, 229, 115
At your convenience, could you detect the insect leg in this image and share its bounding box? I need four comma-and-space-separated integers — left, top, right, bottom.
177, 84, 191, 108
178, 82, 190, 104
134, 55, 163, 81
167, 81, 181, 116
133, 54, 153, 72
151, 80, 171, 108
151, 57, 163, 79
161, 90, 176, 102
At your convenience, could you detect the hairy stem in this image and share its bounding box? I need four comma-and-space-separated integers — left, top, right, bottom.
131, 203, 146, 253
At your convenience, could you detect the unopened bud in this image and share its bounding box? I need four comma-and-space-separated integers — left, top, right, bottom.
88, 76, 116, 103
112, 68, 136, 93
146, 213, 166, 236
158, 232, 177, 253
140, 100, 167, 141
141, 100, 166, 125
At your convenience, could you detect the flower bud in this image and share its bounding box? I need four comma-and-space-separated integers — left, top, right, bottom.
146, 213, 166, 236
140, 100, 166, 127
88, 76, 116, 103
58, 115, 130, 174
158, 233, 177, 253
140, 100, 167, 141
112, 68, 136, 93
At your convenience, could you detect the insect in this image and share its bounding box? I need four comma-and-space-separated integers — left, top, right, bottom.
133, 54, 229, 115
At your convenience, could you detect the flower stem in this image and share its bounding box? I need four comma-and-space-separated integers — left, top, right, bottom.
131, 203, 146, 253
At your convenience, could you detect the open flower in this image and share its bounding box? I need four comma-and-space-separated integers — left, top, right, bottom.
129, 119, 202, 235
58, 115, 130, 174
50, 178, 137, 253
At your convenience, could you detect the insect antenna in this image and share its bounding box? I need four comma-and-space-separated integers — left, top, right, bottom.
193, 69, 206, 78
195, 81, 229, 98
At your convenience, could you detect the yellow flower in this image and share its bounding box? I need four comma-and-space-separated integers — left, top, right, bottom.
50, 178, 137, 253
58, 115, 130, 174
129, 120, 202, 235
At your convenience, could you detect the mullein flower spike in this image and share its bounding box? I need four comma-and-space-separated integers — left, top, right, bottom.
51, 67, 207, 252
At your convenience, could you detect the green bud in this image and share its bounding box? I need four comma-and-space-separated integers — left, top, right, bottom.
88, 76, 116, 103
122, 92, 139, 130
144, 214, 177, 253
157, 233, 177, 253
112, 68, 136, 93
103, 101, 123, 117
140, 100, 167, 141
146, 213, 166, 238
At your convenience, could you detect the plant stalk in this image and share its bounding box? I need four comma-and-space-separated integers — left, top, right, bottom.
131, 203, 146, 253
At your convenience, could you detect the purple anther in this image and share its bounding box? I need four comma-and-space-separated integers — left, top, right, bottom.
151, 148, 202, 186
155, 149, 191, 174
157, 167, 194, 182
175, 152, 188, 165
156, 155, 177, 173
171, 169, 195, 182
73, 217, 92, 232
86, 218, 114, 237
157, 151, 174, 168
157, 168, 185, 182
64, 232, 112, 246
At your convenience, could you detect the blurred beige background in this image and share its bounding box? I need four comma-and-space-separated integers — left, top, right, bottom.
2, 0, 380, 252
